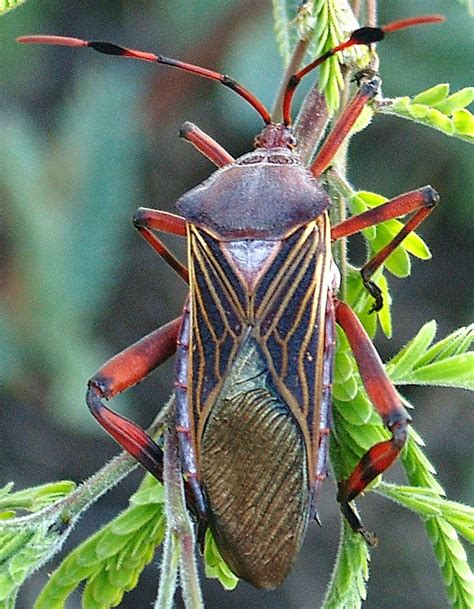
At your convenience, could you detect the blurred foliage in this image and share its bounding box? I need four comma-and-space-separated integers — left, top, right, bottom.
457, 0, 474, 16
0, 60, 146, 429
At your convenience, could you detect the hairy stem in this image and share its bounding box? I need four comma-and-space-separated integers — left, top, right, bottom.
0, 397, 173, 532
272, 37, 311, 123
161, 422, 204, 609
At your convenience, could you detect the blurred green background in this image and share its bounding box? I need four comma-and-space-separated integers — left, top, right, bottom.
0, 1, 472, 608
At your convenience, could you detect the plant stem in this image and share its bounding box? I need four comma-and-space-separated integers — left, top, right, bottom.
351, 0, 362, 20
155, 507, 180, 609
366, 0, 377, 27
162, 422, 204, 609
272, 36, 311, 123
294, 87, 329, 163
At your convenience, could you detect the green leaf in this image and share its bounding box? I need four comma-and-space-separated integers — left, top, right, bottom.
346, 268, 378, 338
0, 481, 76, 513
334, 350, 354, 385
387, 323, 474, 390
331, 181, 431, 339
332, 400, 387, 483
0, 525, 67, 607
0, 482, 78, 606
452, 108, 474, 138
398, 353, 474, 390
434, 87, 474, 114
379, 482, 474, 606
427, 108, 455, 135
333, 390, 373, 426
34, 477, 166, 609
384, 237, 411, 277
387, 320, 437, 382
425, 519, 474, 609
377, 483, 474, 543
354, 191, 385, 208
417, 325, 474, 368
403, 435, 444, 493
413, 83, 450, 106
380, 87, 474, 143
333, 374, 359, 401
406, 102, 430, 120
350, 104, 374, 135
309, 0, 368, 114
349, 190, 431, 299
401, 435, 474, 609
399, 230, 431, 260
331, 312, 474, 609
204, 531, 239, 590
361, 212, 430, 263
0, 0, 25, 15
350, 193, 376, 240
0, 444, 150, 609
321, 521, 370, 609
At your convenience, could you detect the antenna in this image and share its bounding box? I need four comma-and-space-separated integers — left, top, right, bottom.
17, 35, 272, 125
281, 14, 444, 125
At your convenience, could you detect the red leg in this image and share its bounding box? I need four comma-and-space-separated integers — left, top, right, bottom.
310, 72, 381, 177
331, 186, 438, 240
87, 317, 181, 483
332, 186, 439, 311
179, 121, 235, 167
335, 300, 410, 539
132, 208, 189, 283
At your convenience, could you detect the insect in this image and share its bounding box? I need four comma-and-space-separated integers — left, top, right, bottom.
19, 13, 444, 590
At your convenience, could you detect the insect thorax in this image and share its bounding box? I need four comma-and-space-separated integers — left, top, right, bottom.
176, 148, 330, 241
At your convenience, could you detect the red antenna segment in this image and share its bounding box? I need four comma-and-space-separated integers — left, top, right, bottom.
17, 35, 273, 125
282, 14, 444, 125
18, 14, 444, 130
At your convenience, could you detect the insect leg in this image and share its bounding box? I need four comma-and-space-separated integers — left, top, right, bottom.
87, 317, 181, 484
310, 72, 381, 178
334, 300, 410, 540
133, 209, 189, 283
311, 294, 336, 523
179, 122, 235, 167
332, 186, 439, 311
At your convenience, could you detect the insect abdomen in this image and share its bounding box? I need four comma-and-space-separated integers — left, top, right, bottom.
201, 384, 310, 589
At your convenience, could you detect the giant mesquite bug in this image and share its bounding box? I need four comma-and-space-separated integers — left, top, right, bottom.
19, 13, 444, 589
